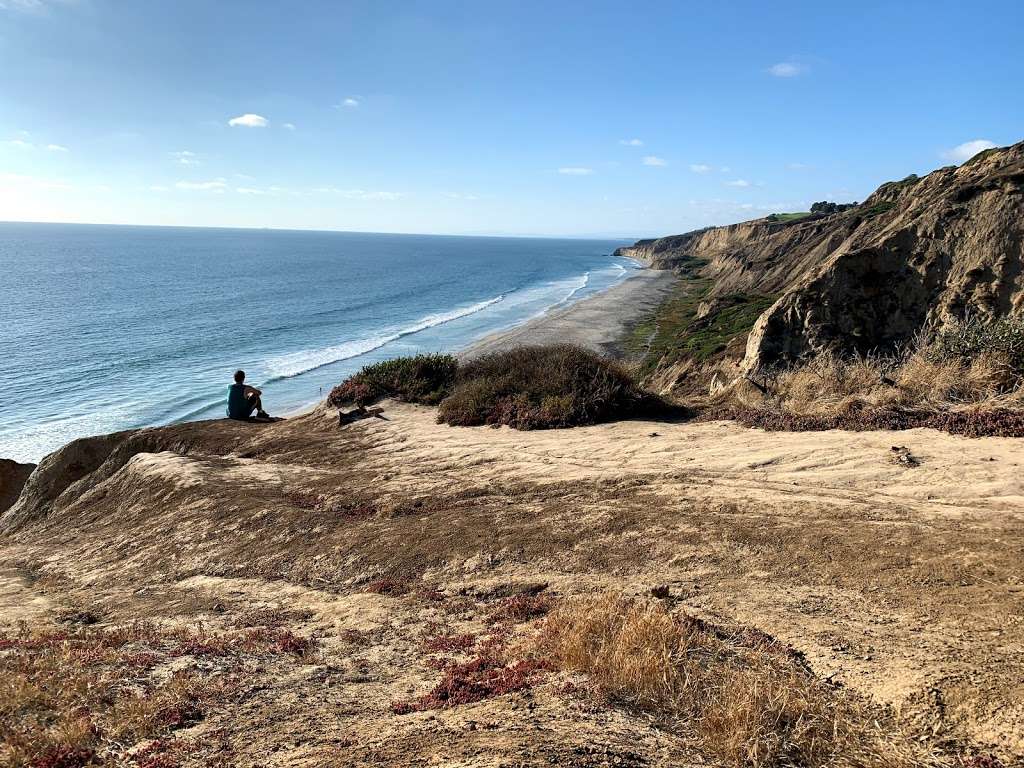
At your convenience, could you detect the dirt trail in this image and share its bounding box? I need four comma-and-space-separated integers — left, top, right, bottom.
1, 403, 1021, 765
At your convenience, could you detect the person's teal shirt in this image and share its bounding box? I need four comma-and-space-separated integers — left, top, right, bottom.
227, 383, 249, 419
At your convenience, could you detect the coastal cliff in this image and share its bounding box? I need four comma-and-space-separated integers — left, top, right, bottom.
616, 141, 1024, 375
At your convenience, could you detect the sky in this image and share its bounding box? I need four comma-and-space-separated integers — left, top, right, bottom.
1, 0, 1022, 238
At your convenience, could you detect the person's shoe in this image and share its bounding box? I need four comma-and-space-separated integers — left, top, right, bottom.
257, 410, 270, 419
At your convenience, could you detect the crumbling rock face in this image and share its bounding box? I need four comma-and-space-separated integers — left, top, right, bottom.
617, 142, 1024, 374
0, 459, 36, 515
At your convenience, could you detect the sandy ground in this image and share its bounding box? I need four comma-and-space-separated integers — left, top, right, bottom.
459, 268, 676, 359
1, 401, 1022, 765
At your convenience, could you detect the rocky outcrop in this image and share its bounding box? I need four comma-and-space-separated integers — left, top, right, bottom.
0, 459, 35, 515
616, 142, 1024, 373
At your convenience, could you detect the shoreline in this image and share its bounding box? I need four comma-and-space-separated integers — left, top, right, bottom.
458, 267, 676, 360
280, 267, 676, 419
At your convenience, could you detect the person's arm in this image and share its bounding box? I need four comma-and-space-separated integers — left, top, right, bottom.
244, 384, 262, 397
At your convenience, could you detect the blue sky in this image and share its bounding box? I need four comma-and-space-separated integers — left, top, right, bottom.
1, 0, 1021, 237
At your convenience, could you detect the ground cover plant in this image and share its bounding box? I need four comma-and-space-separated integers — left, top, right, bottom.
0, 622, 315, 768
626, 255, 773, 377
534, 594, 942, 768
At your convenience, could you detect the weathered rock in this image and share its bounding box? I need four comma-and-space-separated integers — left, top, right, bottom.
0, 459, 36, 515
616, 141, 1024, 374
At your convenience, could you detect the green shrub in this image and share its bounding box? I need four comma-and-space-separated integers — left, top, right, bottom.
328, 354, 458, 407
928, 314, 1024, 373
437, 344, 662, 429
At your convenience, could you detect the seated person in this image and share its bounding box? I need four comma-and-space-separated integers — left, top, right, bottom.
227, 370, 270, 420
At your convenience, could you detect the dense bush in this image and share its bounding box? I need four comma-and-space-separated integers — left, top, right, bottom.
437, 344, 662, 429
328, 354, 458, 407
928, 314, 1024, 374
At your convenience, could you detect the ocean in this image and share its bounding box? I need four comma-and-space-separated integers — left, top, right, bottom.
0, 222, 635, 463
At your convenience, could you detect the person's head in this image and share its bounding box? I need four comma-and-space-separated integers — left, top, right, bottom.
234, 370, 245, 384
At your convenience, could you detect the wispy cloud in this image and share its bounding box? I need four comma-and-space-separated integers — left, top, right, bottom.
2, 139, 34, 149
176, 178, 228, 191
941, 139, 997, 163
787, 162, 809, 170
558, 167, 593, 176
236, 185, 300, 196
46, 143, 69, 152
768, 61, 805, 77
340, 97, 360, 108
313, 187, 403, 200
689, 163, 712, 173
228, 113, 268, 128
619, 138, 643, 146
642, 156, 667, 167
171, 150, 199, 166
283, 122, 296, 130
725, 179, 751, 187
0, 0, 72, 13
149, 185, 169, 192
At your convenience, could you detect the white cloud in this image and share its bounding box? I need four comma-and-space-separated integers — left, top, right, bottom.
558, 167, 593, 176
176, 178, 228, 191
45, 143, 69, 152
725, 179, 751, 187
768, 62, 804, 77
341, 97, 360, 108
787, 162, 808, 170
941, 139, 997, 163
642, 156, 667, 167
228, 113, 269, 128
2, 139, 33, 149
719, 166, 731, 173
619, 138, 643, 146
171, 150, 199, 166
689, 163, 712, 173
283, 123, 296, 130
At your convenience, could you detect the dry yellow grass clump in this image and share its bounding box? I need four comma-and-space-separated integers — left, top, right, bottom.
535, 594, 941, 768
765, 349, 1020, 416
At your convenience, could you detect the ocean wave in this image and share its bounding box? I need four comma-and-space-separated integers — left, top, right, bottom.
262, 293, 506, 381
558, 271, 590, 305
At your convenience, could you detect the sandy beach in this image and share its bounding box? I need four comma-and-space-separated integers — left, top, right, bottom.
460, 267, 677, 360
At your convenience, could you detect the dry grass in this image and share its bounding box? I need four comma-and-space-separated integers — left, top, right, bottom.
534, 594, 942, 768
762, 349, 1020, 416
0, 622, 316, 768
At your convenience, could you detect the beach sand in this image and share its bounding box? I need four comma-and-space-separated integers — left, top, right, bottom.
460, 267, 676, 359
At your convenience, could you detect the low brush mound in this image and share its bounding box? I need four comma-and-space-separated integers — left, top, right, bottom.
536, 594, 936, 768
327, 354, 458, 407
437, 344, 665, 429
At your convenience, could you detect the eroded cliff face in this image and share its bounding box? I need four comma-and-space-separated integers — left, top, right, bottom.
0, 459, 35, 515
617, 141, 1024, 374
